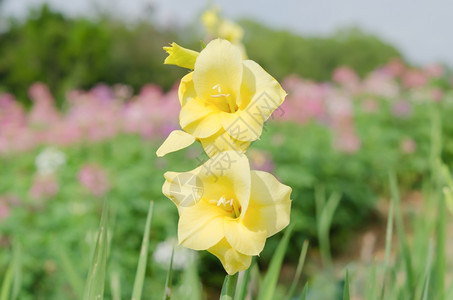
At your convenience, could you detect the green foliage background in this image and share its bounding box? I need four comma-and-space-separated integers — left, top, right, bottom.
0, 5, 401, 104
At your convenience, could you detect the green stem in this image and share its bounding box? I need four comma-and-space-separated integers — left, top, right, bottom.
220, 273, 239, 300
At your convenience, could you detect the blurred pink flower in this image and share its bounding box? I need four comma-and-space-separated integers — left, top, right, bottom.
280, 77, 328, 124
0, 196, 20, 222
362, 71, 400, 98
382, 58, 406, 78
361, 98, 380, 114
431, 88, 443, 102
391, 100, 412, 118
0, 201, 10, 221
402, 70, 427, 88
28, 83, 60, 127
333, 130, 361, 154
332, 66, 359, 93
400, 137, 416, 154
423, 64, 444, 78
248, 149, 275, 173
30, 174, 59, 200
78, 164, 110, 197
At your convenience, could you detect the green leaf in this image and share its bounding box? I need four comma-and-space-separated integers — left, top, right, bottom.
162, 246, 175, 300
300, 283, 308, 300
83, 201, 110, 300
55, 244, 84, 298
285, 240, 309, 300
0, 240, 21, 300
343, 270, 350, 300
389, 172, 414, 292
257, 224, 294, 300
315, 186, 341, 267
132, 201, 154, 300
220, 273, 239, 300
235, 257, 255, 300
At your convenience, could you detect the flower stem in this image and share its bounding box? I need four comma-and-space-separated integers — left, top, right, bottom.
220, 273, 238, 300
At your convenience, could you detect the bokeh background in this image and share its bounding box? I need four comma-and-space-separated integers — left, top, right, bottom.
1, 1, 453, 299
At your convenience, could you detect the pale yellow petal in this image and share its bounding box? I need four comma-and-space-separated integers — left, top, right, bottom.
224, 218, 267, 256
182, 112, 222, 139
178, 72, 196, 106
208, 238, 252, 275
162, 170, 203, 207
156, 130, 195, 157
239, 60, 287, 118
163, 42, 199, 69
177, 200, 227, 250
243, 170, 292, 237
193, 39, 243, 102
195, 151, 251, 216
220, 110, 264, 142
200, 129, 251, 157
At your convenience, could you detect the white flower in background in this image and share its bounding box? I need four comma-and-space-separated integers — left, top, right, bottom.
35, 147, 66, 175
153, 238, 196, 270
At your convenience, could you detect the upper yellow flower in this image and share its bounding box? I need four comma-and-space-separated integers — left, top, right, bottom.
201, 8, 244, 44
157, 39, 287, 157
162, 151, 292, 274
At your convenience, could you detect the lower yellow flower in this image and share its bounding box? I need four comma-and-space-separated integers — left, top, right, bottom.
162, 151, 292, 274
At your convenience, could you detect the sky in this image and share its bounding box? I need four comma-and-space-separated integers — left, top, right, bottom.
2, 0, 452, 66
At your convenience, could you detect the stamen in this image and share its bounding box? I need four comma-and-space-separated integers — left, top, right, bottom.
210, 84, 236, 112
210, 195, 240, 217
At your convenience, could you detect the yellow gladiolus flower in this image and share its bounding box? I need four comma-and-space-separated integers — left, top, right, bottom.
162, 151, 292, 274
157, 39, 287, 157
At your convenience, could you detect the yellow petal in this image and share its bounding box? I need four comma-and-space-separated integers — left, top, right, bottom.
201, 9, 219, 34
208, 238, 252, 275
179, 97, 222, 138
220, 110, 264, 142
156, 130, 195, 157
218, 20, 244, 44
162, 170, 203, 207
163, 42, 199, 69
224, 218, 267, 256
239, 60, 287, 118
243, 170, 292, 237
178, 72, 196, 106
193, 39, 243, 103
177, 200, 227, 250
197, 151, 251, 216
200, 129, 251, 157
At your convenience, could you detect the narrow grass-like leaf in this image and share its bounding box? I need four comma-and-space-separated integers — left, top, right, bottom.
300, 283, 308, 300
316, 189, 341, 267
389, 172, 414, 292
0, 261, 13, 300
1, 241, 21, 300
235, 258, 255, 300
414, 240, 433, 300
83, 201, 110, 300
178, 257, 201, 300
434, 187, 446, 300
10, 240, 21, 300
132, 201, 154, 300
365, 265, 377, 300
109, 271, 121, 300
163, 246, 175, 300
220, 273, 239, 300
55, 244, 84, 298
285, 240, 309, 300
343, 270, 350, 300
257, 224, 294, 300
380, 180, 395, 299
